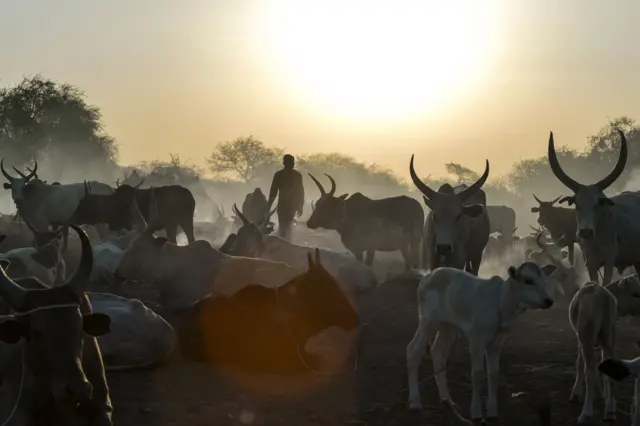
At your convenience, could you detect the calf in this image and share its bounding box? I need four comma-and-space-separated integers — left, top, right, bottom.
406, 262, 556, 422
568, 275, 640, 423
176, 248, 359, 373
0, 224, 113, 425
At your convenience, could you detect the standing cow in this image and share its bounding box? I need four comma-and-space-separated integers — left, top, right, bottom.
410, 155, 490, 275
548, 130, 639, 285
531, 194, 578, 265
306, 173, 423, 270
1, 158, 114, 251
486, 205, 516, 237
72, 182, 196, 244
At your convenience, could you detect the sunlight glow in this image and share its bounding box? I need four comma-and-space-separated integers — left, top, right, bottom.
259, 0, 497, 121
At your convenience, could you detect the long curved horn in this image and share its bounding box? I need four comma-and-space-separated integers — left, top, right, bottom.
324, 173, 336, 196
261, 205, 277, 227
458, 160, 490, 203
233, 203, 249, 226
135, 178, 145, 189
409, 155, 439, 200
115, 178, 120, 188
26, 159, 37, 180
0, 260, 27, 309
64, 225, 93, 298
308, 173, 326, 196
12, 167, 27, 180
594, 129, 628, 191
533, 193, 543, 204
548, 132, 580, 192
0, 159, 15, 182
549, 194, 562, 205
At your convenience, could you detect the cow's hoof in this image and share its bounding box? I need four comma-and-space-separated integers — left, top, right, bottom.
408, 401, 422, 411
577, 414, 593, 424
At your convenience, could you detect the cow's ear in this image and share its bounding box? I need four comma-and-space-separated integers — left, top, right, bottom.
462, 204, 484, 218
508, 266, 517, 279
82, 313, 111, 337
0, 320, 26, 344
2, 183, 10, 190
531, 207, 540, 213
559, 196, 575, 206
153, 237, 169, 247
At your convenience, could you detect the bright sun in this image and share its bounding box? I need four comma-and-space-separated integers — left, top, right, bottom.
259, 0, 496, 121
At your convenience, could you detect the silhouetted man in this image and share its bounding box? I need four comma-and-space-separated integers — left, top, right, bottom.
267, 154, 305, 241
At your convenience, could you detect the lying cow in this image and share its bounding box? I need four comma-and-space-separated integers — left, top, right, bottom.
0, 230, 65, 287
0, 224, 113, 425
177, 248, 359, 373
225, 204, 378, 294
406, 262, 557, 422
89, 292, 175, 371
599, 355, 640, 426
568, 275, 640, 424
114, 188, 299, 310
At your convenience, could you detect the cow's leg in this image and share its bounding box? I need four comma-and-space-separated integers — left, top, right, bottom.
166, 226, 178, 244
602, 263, 614, 286
569, 348, 585, 401
406, 320, 438, 410
578, 343, 597, 423
468, 337, 489, 420
180, 220, 196, 244
431, 324, 456, 404
485, 332, 506, 419
467, 251, 483, 276
364, 249, 375, 267
601, 343, 616, 421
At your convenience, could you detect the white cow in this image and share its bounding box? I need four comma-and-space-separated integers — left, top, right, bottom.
406, 262, 557, 422
0, 158, 114, 250
89, 293, 175, 371
599, 354, 640, 426
569, 276, 640, 423
0, 233, 65, 287
225, 204, 378, 294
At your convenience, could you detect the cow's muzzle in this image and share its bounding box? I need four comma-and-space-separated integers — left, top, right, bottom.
578, 229, 594, 240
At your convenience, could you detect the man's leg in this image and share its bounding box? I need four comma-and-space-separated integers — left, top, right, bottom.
278, 211, 294, 241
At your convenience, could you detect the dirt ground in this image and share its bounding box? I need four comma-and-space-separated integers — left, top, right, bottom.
104, 237, 640, 426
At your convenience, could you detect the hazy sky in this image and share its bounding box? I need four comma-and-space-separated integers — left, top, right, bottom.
2, 0, 640, 180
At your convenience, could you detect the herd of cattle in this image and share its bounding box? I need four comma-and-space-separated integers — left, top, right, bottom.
1, 130, 640, 424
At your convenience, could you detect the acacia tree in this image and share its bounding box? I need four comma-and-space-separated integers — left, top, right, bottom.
207, 136, 283, 182
0, 75, 117, 167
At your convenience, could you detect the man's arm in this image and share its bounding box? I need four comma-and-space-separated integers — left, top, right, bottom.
267, 171, 280, 207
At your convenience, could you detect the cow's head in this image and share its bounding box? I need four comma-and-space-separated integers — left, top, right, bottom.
225, 203, 277, 256
410, 155, 489, 257
107, 185, 140, 232
609, 275, 640, 317
548, 130, 627, 240
306, 173, 348, 230
1, 158, 38, 205
0, 224, 111, 408
280, 248, 359, 334
531, 194, 565, 228
71, 181, 112, 226
506, 261, 555, 310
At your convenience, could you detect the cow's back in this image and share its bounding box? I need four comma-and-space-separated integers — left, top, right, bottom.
136, 185, 195, 224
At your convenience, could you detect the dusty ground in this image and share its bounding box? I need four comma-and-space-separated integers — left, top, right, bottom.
101, 236, 640, 426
